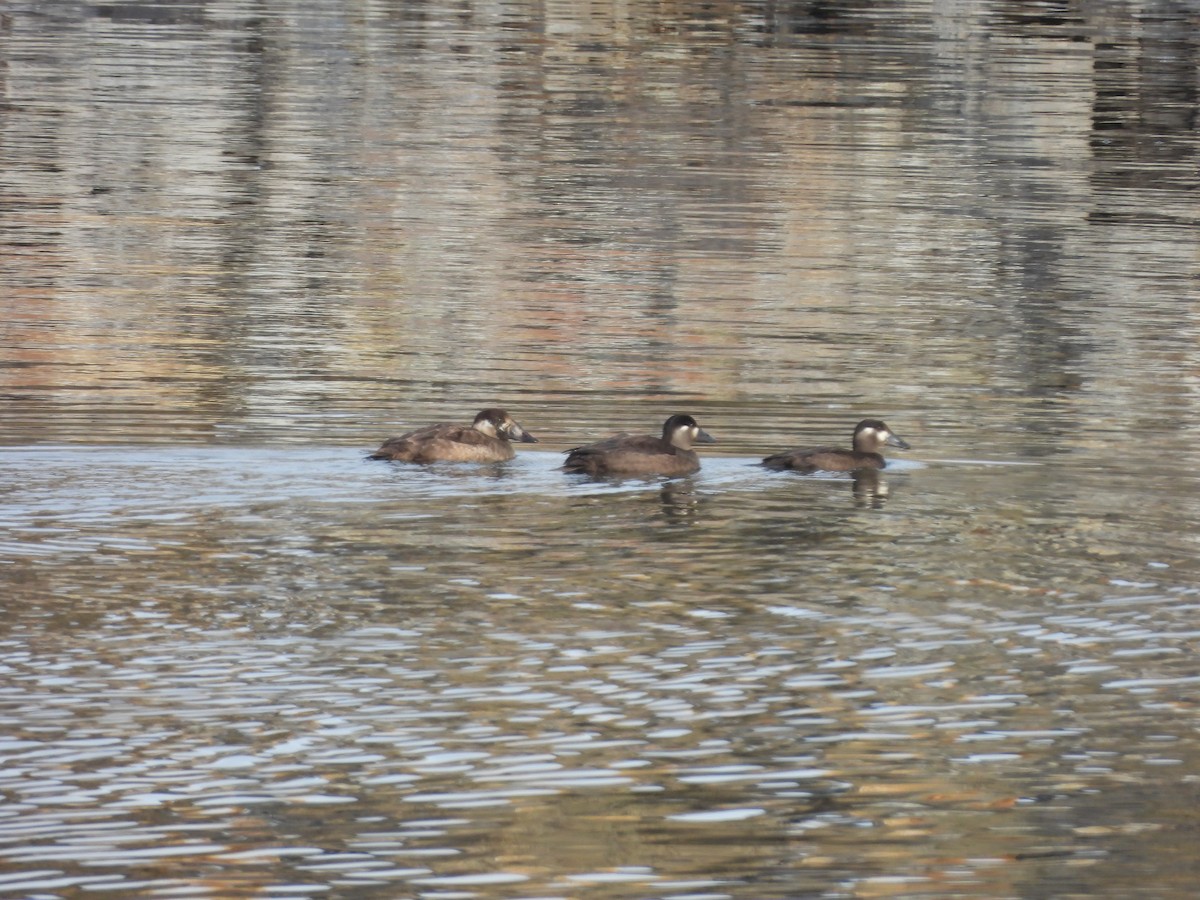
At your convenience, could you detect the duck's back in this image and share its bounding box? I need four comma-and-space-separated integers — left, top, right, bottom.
564, 434, 699, 477
370, 423, 513, 463
762, 447, 885, 473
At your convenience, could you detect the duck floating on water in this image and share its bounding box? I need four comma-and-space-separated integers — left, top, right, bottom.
369, 408, 537, 463
563, 414, 715, 477
762, 418, 910, 473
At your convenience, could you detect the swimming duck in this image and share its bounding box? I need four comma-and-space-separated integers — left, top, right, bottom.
562, 414, 715, 477
369, 408, 537, 463
762, 418, 910, 473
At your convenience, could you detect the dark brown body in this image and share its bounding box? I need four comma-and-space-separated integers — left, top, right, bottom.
369, 408, 536, 463
762, 419, 909, 474
563, 414, 715, 478
764, 446, 887, 473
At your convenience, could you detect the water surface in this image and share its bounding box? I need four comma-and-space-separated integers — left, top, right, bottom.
2, 0, 1200, 897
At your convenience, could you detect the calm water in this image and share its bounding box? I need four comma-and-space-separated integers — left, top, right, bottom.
3, 1, 1200, 897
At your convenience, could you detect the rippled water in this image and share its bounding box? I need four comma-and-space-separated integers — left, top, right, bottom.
3, 0, 1200, 897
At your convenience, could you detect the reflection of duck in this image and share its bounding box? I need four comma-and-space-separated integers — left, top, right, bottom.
369, 408, 537, 463
762, 419, 910, 473
851, 469, 891, 508
659, 480, 702, 519
563, 414, 715, 477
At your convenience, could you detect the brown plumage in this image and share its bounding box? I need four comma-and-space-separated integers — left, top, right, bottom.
563, 414, 715, 478
369, 408, 537, 463
762, 418, 910, 473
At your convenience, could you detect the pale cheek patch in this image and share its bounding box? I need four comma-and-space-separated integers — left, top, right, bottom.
671, 426, 693, 446
476, 422, 498, 437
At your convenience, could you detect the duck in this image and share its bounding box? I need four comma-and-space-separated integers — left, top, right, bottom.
368, 408, 537, 463
762, 418, 910, 473
562, 414, 715, 477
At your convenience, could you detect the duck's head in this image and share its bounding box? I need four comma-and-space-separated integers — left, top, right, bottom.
474, 408, 538, 443
663, 414, 715, 450
852, 419, 909, 454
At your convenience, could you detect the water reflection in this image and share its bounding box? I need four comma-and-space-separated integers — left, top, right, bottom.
851, 468, 890, 508
2, 0, 1200, 896
657, 480, 703, 521
0, 1, 1193, 448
